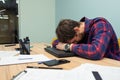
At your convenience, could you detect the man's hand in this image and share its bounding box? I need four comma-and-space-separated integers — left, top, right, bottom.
56, 42, 66, 50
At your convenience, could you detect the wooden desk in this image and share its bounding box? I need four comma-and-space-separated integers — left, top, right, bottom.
0, 42, 120, 80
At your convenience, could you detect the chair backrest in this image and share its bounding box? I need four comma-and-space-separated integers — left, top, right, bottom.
51, 37, 57, 44
118, 38, 120, 47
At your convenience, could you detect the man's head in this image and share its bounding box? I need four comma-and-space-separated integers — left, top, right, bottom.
56, 19, 85, 43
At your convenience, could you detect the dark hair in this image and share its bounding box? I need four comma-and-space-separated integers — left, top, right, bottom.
56, 19, 79, 43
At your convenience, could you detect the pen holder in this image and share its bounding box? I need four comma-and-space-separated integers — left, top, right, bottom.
20, 45, 30, 55
24, 42, 30, 55
19, 37, 30, 55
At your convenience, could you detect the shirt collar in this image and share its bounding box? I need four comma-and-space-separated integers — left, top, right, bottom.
80, 17, 92, 33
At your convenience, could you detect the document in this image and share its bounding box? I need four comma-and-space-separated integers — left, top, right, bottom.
0, 54, 51, 66
0, 51, 19, 58
13, 68, 80, 80
12, 63, 120, 80
71, 63, 120, 80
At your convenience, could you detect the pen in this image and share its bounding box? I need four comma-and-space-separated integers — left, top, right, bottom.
27, 66, 63, 70
18, 58, 33, 60
12, 70, 27, 80
5, 44, 16, 47
92, 71, 102, 80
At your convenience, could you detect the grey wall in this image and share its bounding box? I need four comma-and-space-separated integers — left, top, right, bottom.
56, 0, 120, 38
18, 0, 120, 43
19, 0, 55, 43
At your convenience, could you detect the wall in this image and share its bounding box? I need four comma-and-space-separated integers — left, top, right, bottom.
19, 0, 55, 43
56, 0, 120, 38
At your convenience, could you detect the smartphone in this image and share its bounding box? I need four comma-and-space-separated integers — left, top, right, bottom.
43, 59, 70, 66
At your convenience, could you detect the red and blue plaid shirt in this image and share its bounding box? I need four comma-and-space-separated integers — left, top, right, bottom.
53, 17, 120, 60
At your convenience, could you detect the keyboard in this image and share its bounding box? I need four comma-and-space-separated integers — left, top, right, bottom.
44, 47, 75, 58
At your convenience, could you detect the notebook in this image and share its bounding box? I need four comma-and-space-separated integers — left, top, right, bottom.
44, 47, 75, 58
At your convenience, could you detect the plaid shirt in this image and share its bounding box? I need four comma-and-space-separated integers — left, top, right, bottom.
53, 17, 120, 60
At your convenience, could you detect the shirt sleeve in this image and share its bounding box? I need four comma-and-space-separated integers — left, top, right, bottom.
72, 21, 112, 60
52, 39, 59, 48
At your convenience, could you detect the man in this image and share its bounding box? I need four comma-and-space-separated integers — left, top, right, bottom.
52, 17, 120, 60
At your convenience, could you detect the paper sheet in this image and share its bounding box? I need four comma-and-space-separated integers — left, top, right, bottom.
81, 63, 120, 80
0, 51, 19, 58
71, 63, 120, 80
13, 68, 80, 80
12, 63, 120, 80
0, 54, 51, 66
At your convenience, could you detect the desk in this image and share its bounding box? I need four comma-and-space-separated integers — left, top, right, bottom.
0, 42, 120, 80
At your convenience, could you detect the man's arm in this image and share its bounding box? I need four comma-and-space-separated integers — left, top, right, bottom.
71, 21, 112, 60
52, 39, 59, 48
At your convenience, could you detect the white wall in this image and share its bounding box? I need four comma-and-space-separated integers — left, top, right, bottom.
56, 0, 120, 38
19, 0, 55, 43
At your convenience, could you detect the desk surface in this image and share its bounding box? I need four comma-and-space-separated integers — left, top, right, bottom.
0, 42, 120, 80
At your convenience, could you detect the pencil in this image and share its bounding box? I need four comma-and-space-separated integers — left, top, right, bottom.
27, 66, 63, 70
